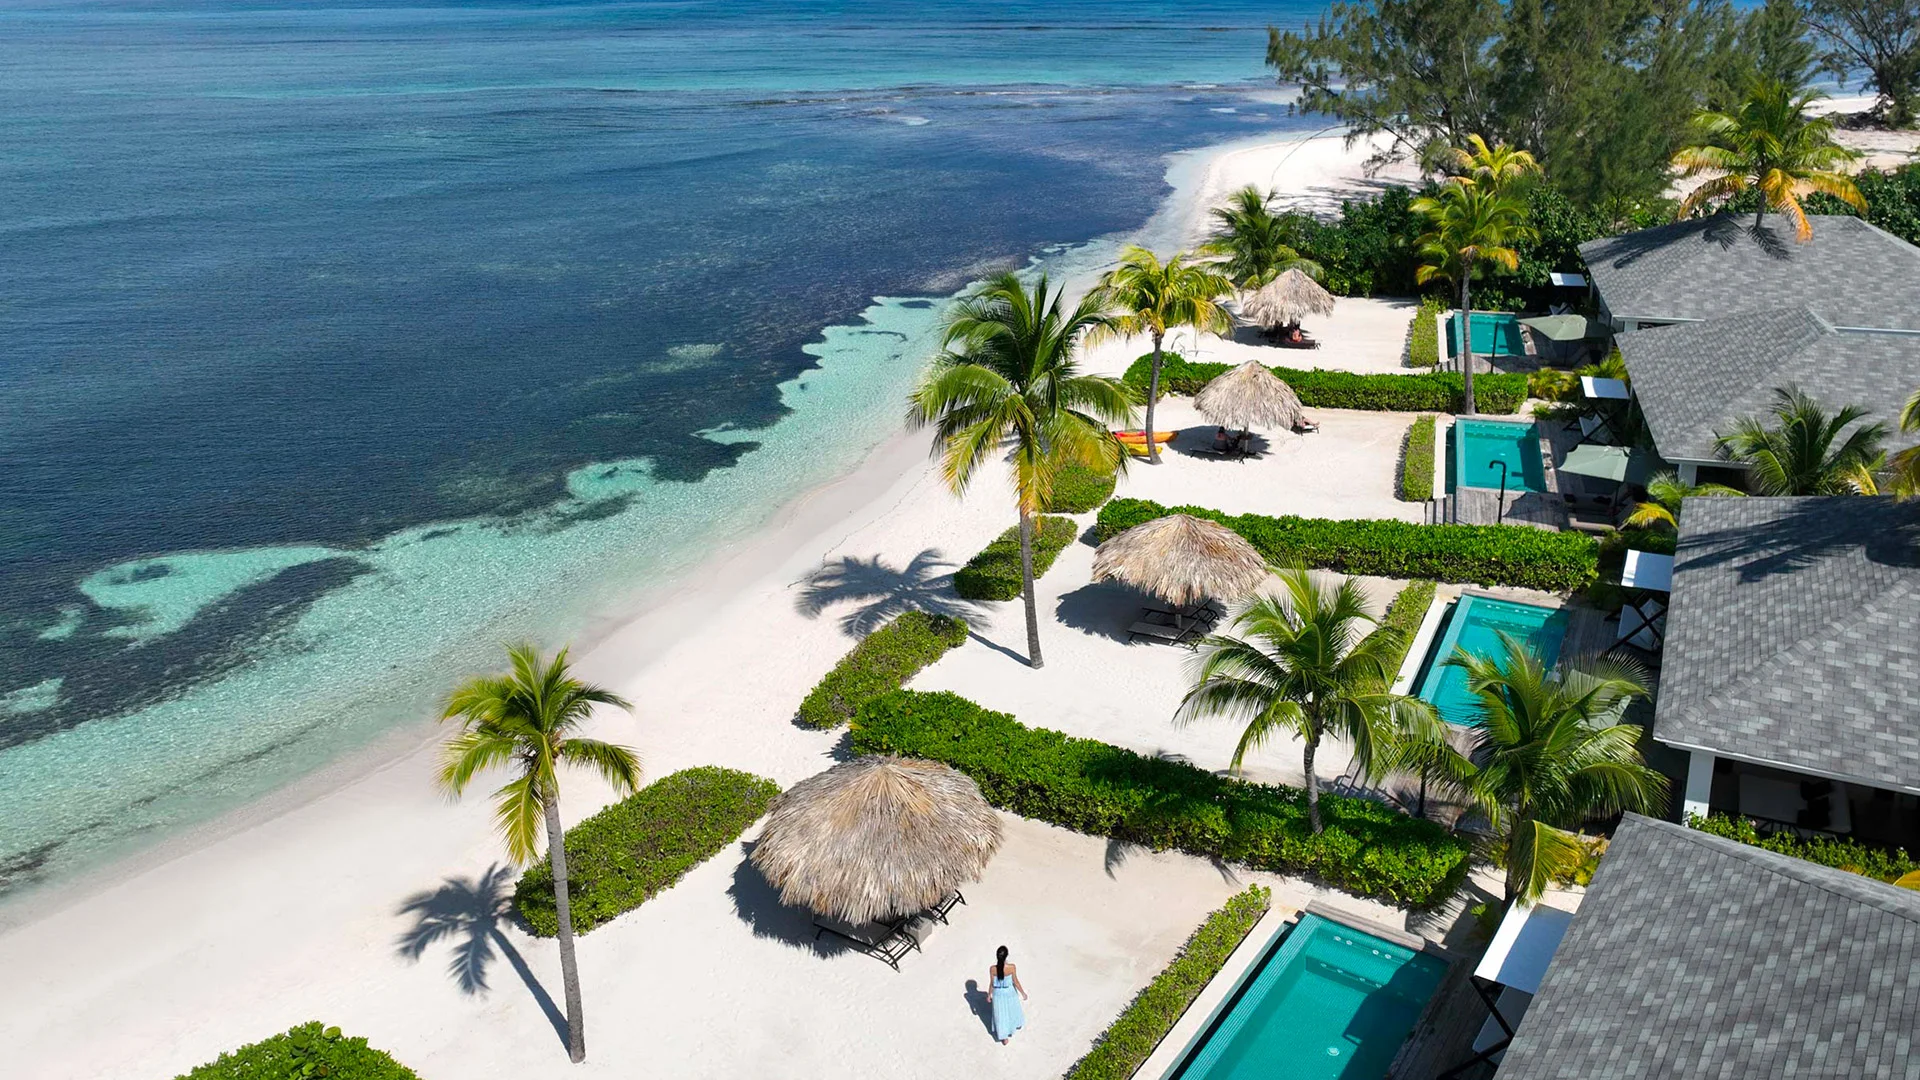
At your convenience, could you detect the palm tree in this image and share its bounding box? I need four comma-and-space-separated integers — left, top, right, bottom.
1888, 386, 1920, 497
1412, 179, 1535, 415
1714, 385, 1888, 495
1623, 471, 1745, 532
439, 644, 641, 1064
1673, 79, 1865, 241
1200, 186, 1324, 290
1177, 568, 1439, 834
1093, 246, 1234, 464
909, 273, 1135, 668
1447, 133, 1540, 194
1445, 636, 1667, 903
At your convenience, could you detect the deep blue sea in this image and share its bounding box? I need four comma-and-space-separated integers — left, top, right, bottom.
0, 0, 1326, 896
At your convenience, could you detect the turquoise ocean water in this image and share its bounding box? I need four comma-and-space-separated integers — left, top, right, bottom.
0, 0, 1331, 898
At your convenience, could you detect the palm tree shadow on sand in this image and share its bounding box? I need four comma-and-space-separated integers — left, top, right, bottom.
393, 864, 569, 1048
794, 549, 987, 636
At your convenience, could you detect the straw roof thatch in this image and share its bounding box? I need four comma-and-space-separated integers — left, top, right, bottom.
1239, 267, 1335, 329
750, 756, 1001, 925
1092, 513, 1268, 606
1193, 360, 1306, 432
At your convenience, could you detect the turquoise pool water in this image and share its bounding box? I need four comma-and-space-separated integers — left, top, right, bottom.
1416, 595, 1570, 724
1449, 419, 1546, 493
1175, 913, 1447, 1080
1447, 311, 1527, 357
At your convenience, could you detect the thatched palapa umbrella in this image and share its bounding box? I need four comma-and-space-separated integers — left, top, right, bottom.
1193, 360, 1305, 433
1093, 514, 1268, 606
1239, 267, 1335, 331
751, 756, 1001, 925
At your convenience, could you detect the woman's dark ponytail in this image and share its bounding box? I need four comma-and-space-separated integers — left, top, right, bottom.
995, 945, 1009, 979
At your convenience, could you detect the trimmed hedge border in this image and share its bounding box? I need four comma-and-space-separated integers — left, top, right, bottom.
1408, 297, 1443, 369
1689, 813, 1920, 884
1399, 415, 1436, 502
797, 611, 968, 729
851, 690, 1470, 906
516, 767, 780, 936
177, 1022, 422, 1080
1045, 463, 1119, 514
1096, 498, 1598, 592
1378, 580, 1438, 675
1064, 886, 1272, 1080
1121, 352, 1525, 414
953, 515, 1078, 601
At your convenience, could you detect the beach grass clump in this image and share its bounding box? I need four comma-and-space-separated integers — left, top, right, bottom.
1096, 498, 1596, 592
1407, 297, 1443, 368
516, 767, 780, 936
953, 515, 1078, 600
851, 691, 1470, 906
1399, 415, 1436, 502
1063, 885, 1272, 1080
176, 1022, 422, 1080
1689, 813, 1920, 884
1044, 462, 1119, 514
796, 611, 969, 729
1122, 353, 1526, 414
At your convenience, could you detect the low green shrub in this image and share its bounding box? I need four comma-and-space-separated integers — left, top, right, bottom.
1527, 367, 1581, 402
1045, 463, 1119, 514
1121, 353, 1525, 414
1408, 297, 1443, 368
953, 515, 1078, 601
177, 1023, 421, 1080
1376, 580, 1437, 675
796, 611, 968, 729
1096, 498, 1597, 592
1398, 415, 1435, 502
852, 691, 1470, 906
1064, 886, 1272, 1080
516, 767, 780, 936
1688, 813, 1920, 884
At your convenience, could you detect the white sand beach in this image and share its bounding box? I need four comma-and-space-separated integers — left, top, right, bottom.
0, 131, 1472, 1080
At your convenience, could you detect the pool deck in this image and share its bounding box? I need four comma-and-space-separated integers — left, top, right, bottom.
1441, 416, 1568, 529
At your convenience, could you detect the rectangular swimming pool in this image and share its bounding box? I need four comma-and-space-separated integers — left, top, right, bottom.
1449, 418, 1546, 493
1415, 594, 1570, 724
1447, 310, 1527, 357
1173, 913, 1447, 1080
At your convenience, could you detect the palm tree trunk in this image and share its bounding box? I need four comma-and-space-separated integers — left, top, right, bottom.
1458, 272, 1477, 416
1018, 510, 1044, 669
1145, 330, 1165, 464
1502, 815, 1527, 903
543, 797, 588, 1064
1755, 204, 1766, 229
1302, 732, 1322, 834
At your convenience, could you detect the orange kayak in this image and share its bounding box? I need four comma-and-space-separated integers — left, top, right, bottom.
1114, 430, 1176, 443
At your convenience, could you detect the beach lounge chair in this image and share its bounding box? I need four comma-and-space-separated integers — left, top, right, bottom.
812, 910, 923, 970
1145, 599, 1224, 625
1127, 612, 1207, 647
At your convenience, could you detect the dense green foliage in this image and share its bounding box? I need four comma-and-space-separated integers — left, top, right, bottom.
1408, 297, 1443, 367
796, 611, 969, 730
1690, 813, 1920, 883
178, 1023, 422, 1080
1063, 886, 1273, 1080
953, 516, 1078, 600
1399, 416, 1436, 501
1806, 0, 1920, 127
1097, 498, 1598, 592
1122, 353, 1525, 414
1377, 580, 1438, 675
852, 691, 1471, 905
516, 767, 780, 936
1044, 462, 1119, 514
1742, 163, 1920, 247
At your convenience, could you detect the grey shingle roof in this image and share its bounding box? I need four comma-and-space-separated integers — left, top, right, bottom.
1655, 496, 1920, 791
1496, 814, 1920, 1080
1614, 305, 1920, 461
1578, 213, 1920, 330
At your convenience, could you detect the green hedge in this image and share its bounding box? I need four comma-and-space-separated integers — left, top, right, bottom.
516, 767, 780, 936
1408, 297, 1443, 369
1121, 353, 1525, 414
1064, 886, 1272, 1080
1399, 415, 1436, 502
1689, 814, 1920, 884
178, 1023, 421, 1080
797, 611, 968, 729
953, 515, 1078, 601
1045, 463, 1119, 514
1096, 498, 1597, 592
1377, 580, 1438, 675
851, 691, 1470, 906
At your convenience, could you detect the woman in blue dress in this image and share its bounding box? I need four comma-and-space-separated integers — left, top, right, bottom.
988, 945, 1028, 1044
